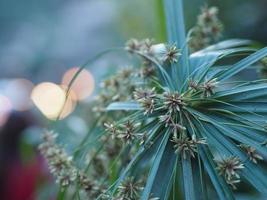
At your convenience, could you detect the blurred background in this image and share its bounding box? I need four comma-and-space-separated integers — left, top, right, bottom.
0, 0, 266, 199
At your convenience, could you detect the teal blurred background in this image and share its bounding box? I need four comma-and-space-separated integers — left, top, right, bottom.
1, 0, 267, 81
0, 0, 266, 199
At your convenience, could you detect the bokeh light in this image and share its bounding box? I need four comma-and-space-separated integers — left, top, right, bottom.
31, 82, 76, 120
0, 94, 12, 127
5, 78, 34, 111
60, 85, 77, 119
61, 67, 95, 101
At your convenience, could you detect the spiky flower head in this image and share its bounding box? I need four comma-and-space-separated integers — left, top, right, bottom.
163, 44, 181, 63
201, 78, 218, 97
188, 79, 200, 91
140, 38, 154, 54
171, 135, 207, 159
216, 156, 244, 189
117, 177, 143, 200
189, 6, 223, 52
140, 98, 155, 115
134, 88, 157, 115
78, 172, 96, 194
133, 88, 156, 101
159, 114, 173, 127
139, 65, 155, 78
163, 92, 185, 113
170, 123, 186, 138
125, 39, 141, 53
239, 144, 263, 164
118, 121, 139, 144
104, 122, 118, 139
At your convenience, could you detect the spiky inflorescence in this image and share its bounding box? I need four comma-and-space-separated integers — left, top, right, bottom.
163, 44, 181, 63
38, 131, 78, 187
189, 6, 223, 52
102, 35, 267, 195
216, 156, 244, 189
118, 121, 140, 144
39, 130, 100, 197
239, 144, 263, 164
117, 177, 143, 200
171, 135, 207, 159
201, 78, 218, 97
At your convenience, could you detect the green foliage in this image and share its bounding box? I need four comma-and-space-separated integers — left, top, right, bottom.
39, 0, 267, 199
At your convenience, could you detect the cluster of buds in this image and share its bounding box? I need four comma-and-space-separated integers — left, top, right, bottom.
39, 130, 99, 197
239, 144, 263, 164
201, 78, 218, 97
125, 38, 183, 70
139, 63, 155, 79
189, 6, 223, 52
188, 78, 218, 98
162, 44, 181, 63
125, 38, 154, 55
78, 172, 99, 198
93, 67, 138, 119
104, 121, 141, 144
215, 156, 244, 189
117, 177, 143, 200
134, 88, 157, 115
163, 92, 186, 113
171, 134, 207, 159
38, 131, 78, 187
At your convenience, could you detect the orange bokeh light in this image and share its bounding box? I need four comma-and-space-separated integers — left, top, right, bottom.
61, 67, 95, 101
31, 82, 76, 120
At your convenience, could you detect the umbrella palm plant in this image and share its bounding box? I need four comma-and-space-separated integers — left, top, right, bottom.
41, 0, 267, 199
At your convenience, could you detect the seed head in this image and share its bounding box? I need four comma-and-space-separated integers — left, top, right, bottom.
163, 44, 181, 63
125, 39, 141, 53
117, 177, 143, 199
159, 114, 173, 127
163, 92, 185, 113
239, 144, 263, 164
39, 130, 79, 187
104, 122, 118, 139
189, 80, 200, 91
216, 156, 244, 189
201, 78, 218, 97
140, 38, 154, 54
141, 98, 155, 115
133, 88, 156, 101
171, 135, 207, 159
170, 123, 186, 137
118, 121, 139, 144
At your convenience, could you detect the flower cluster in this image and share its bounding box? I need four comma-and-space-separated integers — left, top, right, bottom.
189, 6, 223, 52
125, 38, 153, 54
39, 130, 99, 197
117, 177, 143, 200
133, 88, 156, 115
188, 78, 219, 98
38, 131, 78, 187
132, 87, 210, 159
105, 120, 141, 144
171, 135, 207, 159
216, 156, 244, 189
163, 44, 181, 63
239, 144, 263, 164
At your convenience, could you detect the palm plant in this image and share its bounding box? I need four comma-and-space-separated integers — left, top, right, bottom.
40, 0, 267, 199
